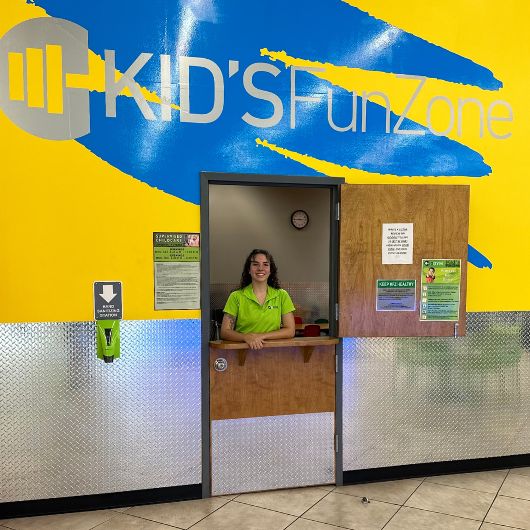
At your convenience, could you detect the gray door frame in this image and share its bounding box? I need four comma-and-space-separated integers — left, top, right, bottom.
200, 171, 344, 497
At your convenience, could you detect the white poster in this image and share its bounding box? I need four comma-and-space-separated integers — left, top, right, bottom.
154, 262, 200, 309
153, 232, 200, 310
382, 223, 413, 264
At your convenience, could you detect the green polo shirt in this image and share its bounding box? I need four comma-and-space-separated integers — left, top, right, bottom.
223, 284, 295, 334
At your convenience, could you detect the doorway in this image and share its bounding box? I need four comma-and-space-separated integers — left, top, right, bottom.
200, 173, 342, 497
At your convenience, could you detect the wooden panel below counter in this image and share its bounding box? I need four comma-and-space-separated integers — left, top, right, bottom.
210, 341, 336, 421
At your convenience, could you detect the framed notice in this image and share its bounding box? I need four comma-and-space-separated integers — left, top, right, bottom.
420, 259, 461, 321
153, 232, 200, 310
376, 280, 416, 311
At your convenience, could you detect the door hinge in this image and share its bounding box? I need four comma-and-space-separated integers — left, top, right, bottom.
335, 353, 339, 373
335, 202, 340, 221
335, 434, 339, 453
335, 303, 339, 321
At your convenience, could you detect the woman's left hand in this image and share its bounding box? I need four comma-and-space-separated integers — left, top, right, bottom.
244, 333, 265, 350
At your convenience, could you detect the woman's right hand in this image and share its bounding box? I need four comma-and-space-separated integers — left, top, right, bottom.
243, 333, 265, 350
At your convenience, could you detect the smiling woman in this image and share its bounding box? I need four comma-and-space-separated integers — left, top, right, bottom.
220, 249, 296, 349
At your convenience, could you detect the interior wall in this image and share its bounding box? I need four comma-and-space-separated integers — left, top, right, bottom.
210, 185, 330, 283
209, 185, 331, 321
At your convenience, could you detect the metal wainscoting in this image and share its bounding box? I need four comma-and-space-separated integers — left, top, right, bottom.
211, 413, 335, 496
343, 311, 530, 471
0, 320, 201, 503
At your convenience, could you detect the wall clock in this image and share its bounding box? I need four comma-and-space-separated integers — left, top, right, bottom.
291, 210, 309, 229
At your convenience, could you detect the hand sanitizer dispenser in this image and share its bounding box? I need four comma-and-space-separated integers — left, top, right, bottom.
96, 320, 121, 363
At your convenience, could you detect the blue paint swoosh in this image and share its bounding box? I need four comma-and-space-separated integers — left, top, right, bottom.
34, 0, 502, 90
468, 244, 493, 269
31, 0, 498, 205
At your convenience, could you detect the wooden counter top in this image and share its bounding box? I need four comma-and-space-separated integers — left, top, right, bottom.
210, 336, 339, 350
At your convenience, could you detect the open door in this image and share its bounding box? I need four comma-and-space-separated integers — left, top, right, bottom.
338, 184, 470, 337
203, 175, 341, 497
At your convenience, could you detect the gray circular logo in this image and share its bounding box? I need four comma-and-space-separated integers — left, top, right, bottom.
0, 17, 90, 140
214, 357, 228, 372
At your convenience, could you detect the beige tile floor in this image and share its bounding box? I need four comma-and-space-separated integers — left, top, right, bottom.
2, 467, 530, 529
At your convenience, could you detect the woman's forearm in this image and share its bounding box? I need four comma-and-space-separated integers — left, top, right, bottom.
260, 327, 295, 340
219, 328, 248, 342
220, 327, 294, 342
219, 312, 295, 348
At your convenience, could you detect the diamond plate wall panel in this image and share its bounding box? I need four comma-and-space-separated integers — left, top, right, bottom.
343, 312, 530, 471
0, 320, 201, 503
211, 413, 335, 495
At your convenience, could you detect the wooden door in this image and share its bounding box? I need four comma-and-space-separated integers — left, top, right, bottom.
339, 184, 469, 337
210, 339, 337, 421
209, 338, 338, 494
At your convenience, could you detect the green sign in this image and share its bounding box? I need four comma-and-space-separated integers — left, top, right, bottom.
153, 232, 200, 310
420, 259, 461, 321
376, 280, 416, 311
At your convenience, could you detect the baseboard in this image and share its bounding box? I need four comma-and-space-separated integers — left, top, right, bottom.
0, 483, 202, 519
343, 454, 530, 484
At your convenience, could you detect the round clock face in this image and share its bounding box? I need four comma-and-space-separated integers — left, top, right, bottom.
291, 210, 309, 229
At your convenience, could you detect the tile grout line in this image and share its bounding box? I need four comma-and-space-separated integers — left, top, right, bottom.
331, 478, 425, 506
187, 489, 336, 529
285, 513, 349, 530
387, 472, 523, 526
380, 503, 487, 524
111, 513, 185, 529
106, 495, 237, 530
230, 498, 318, 519
187, 487, 341, 530
480, 467, 512, 527
509, 470, 530, 479
424, 476, 509, 496
491, 493, 530, 503
88, 510, 185, 530
86, 508, 136, 530
479, 517, 527, 529
284, 488, 339, 528
295, 482, 427, 530
379, 475, 427, 529
379, 474, 513, 528
331, 489, 406, 508
229, 487, 337, 519
185, 495, 242, 529
291, 514, 355, 530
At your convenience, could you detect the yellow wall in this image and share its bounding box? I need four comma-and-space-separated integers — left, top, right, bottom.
1, 0, 529, 322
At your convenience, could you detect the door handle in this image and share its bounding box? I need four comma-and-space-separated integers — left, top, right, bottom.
214, 357, 228, 372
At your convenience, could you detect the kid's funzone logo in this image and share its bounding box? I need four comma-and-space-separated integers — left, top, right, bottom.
0, 17, 514, 141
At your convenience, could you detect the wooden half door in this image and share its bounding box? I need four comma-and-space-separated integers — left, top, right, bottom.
339, 184, 470, 337
209, 339, 338, 495
210, 341, 337, 421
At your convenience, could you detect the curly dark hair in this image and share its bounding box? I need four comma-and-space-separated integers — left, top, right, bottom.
240, 249, 280, 289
